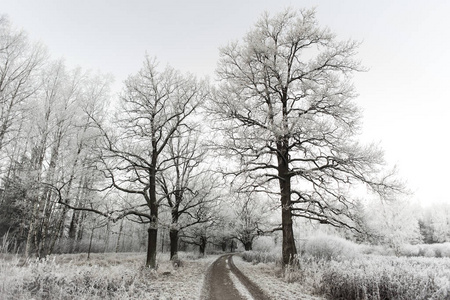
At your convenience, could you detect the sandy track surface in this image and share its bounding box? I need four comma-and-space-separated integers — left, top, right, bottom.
202, 254, 270, 300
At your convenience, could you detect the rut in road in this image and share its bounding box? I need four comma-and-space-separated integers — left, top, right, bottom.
201, 254, 270, 300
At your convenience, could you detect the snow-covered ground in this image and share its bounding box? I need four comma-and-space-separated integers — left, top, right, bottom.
0, 252, 218, 299
232, 255, 324, 300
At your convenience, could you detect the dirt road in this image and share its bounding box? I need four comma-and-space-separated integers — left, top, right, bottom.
201, 254, 270, 300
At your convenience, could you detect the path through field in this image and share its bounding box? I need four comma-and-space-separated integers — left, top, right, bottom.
202, 254, 270, 300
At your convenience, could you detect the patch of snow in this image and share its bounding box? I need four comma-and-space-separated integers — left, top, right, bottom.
233, 255, 324, 300
228, 269, 255, 300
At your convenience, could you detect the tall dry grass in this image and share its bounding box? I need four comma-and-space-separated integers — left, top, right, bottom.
242, 234, 450, 299
0, 252, 215, 299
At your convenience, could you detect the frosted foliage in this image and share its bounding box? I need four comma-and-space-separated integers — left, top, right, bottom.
303, 234, 360, 260
364, 200, 422, 251
427, 204, 450, 243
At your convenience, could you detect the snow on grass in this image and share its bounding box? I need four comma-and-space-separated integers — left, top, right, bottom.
233, 255, 324, 300
228, 269, 254, 300
238, 248, 450, 300
0, 252, 218, 299
317, 255, 450, 300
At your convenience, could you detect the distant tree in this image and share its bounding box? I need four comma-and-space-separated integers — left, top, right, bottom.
0, 16, 46, 153
364, 199, 421, 252
230, 195, 271, 251
212, 8, 401, 266
419, 203, 450, 243
210, 212, 235, 252
97, 57, 208, 268
418, 216, 435, 244
158, 128, 220, 260
179, 193, 222, 256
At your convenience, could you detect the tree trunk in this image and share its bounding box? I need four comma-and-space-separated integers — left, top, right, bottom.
199, 236, 206, 256
115, 218, 124, 253
169, 228, 179, 259
103, 221, 110, 253
169, 205, 180, 260
230, 239, 235, 252
278, 141, 297, 266
244, 241, 253, 251
147, 225, 157, 267
221, 240, 227, 252
281, 199, 296, 265
88, 227, 95, 259
25, 199, 39, 257
146, 156, 158, 268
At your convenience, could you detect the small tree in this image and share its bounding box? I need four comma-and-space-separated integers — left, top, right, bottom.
158, 130, 220, 259
231, 195, 271, 251
364, 199, 422, 253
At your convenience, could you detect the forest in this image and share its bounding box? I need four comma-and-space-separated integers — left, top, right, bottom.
1, 8, 450, 300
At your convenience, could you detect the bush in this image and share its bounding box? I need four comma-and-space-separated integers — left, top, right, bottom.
241, 250, 280, 264
252, 236, 278, 252
399, 243, 450, 258
302, 234, 360, 261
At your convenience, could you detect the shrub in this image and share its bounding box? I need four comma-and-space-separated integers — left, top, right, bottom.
399, 243, 450, 258
303, 234, 360, 261
252, 236, 277, 252
241, 250, 280, 264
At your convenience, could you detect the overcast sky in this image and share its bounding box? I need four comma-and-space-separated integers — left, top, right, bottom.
2, 0, 450, 206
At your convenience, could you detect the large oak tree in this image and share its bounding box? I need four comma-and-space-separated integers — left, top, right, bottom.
212, 9, 400, 266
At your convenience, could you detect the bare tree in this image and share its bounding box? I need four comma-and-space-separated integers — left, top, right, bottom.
158, 128, 220, 260
179, 198, 220, 256
2, 59, 112, 257
0, 16, 46, 153
98, 56, 208, 268
211, 9, 401, 266
230, 195, 271, 251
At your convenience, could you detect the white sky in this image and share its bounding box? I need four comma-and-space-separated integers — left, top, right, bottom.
2, 0, 450, 206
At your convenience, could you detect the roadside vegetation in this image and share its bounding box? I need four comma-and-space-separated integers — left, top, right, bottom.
239, 234, 450, 300
0, 252, 216, 299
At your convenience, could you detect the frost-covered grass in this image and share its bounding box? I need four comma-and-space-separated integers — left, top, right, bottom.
241, 249, 280, 264
240, 235, 450, 300
317, 255, 450, 300
0, 252, 217, 299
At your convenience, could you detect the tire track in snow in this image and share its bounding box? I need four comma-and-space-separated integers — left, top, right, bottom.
201, 254, 269, 300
